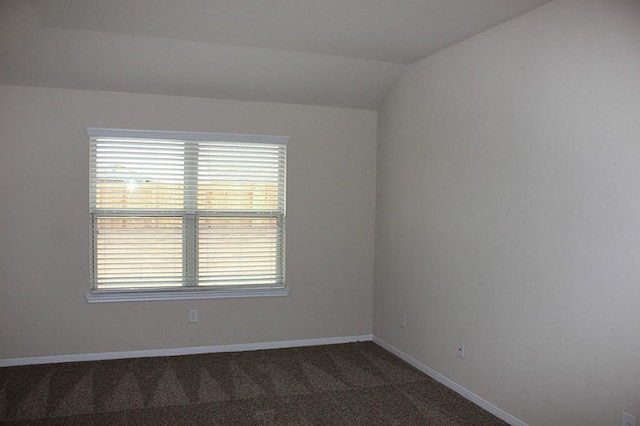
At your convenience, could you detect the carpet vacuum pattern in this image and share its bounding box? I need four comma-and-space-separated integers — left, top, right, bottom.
0, 342, 507, 425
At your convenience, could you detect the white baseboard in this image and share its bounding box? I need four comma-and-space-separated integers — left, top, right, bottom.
372, 336, 528, 426
0, 334, 373, 367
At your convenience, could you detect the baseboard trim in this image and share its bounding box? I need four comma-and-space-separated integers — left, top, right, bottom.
0, 334, 373, 367
372, 336, 528, 426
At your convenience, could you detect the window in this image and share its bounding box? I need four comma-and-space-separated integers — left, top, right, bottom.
88, 128, 287, 302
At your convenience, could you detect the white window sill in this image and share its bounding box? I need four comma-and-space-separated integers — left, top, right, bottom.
86, 287, 290, 303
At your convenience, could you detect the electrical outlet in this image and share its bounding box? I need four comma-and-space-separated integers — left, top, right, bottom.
457, 340, 465, 358
189, 308, 198, 323
400, 313, 407, 329
623, 412, 636, 426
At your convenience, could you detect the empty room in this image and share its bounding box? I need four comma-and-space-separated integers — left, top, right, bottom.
1, 0, 639, 425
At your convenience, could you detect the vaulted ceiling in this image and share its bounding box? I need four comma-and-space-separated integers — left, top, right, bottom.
0, 0, 552, 109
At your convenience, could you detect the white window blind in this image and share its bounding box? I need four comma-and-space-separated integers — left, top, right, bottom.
89, 128, 287, 300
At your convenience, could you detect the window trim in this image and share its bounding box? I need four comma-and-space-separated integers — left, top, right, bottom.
87, 127, 289, 303
86, 287, 290, 303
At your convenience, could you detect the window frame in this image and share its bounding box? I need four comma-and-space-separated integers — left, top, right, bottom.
86, 127, 289, 303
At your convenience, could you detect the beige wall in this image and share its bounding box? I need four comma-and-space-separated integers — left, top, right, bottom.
0, 85, 377, 359
374, 0, 640, 425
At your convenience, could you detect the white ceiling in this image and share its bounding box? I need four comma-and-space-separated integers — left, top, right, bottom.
0, 0, 551, 109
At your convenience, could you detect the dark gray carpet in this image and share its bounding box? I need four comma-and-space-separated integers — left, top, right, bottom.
0, 342, 506, 425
